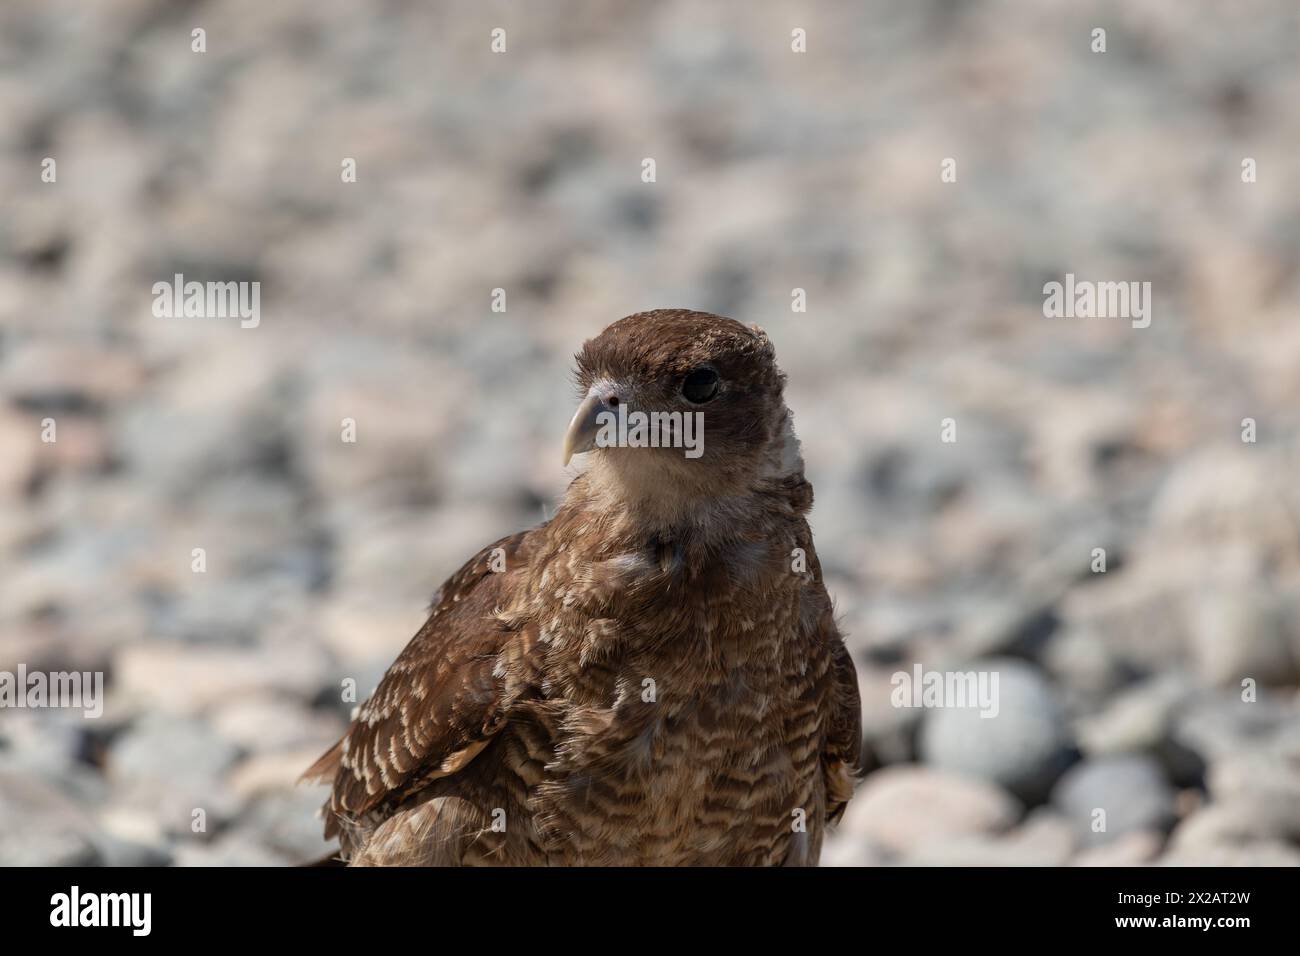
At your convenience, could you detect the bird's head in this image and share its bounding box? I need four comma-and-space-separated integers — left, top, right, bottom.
564, 309, 802, 518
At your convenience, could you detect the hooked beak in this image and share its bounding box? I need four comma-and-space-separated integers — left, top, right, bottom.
563, 384, 620, 466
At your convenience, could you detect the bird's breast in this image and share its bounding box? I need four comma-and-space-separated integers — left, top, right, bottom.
528, 616, 822, 865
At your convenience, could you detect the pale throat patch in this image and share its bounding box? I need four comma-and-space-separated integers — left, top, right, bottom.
762, 409, 804, 480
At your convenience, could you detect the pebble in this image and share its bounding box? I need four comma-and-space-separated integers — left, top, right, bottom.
0, 771, 104, 866
919, 658, 1076, 804
1051, 755, 1177, 847
1072, 830, 1163, 867
1186, 587, 1299, 687
903, 809, 1075, 867
837, 765, 1022, 857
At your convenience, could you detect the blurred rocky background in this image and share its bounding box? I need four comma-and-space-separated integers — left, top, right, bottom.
2, 0, 1300, 866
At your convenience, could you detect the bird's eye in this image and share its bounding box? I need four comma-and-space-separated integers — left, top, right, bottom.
680, 368, 720, 404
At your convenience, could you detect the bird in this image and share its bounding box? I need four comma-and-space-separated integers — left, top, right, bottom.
302, 308, 862, 865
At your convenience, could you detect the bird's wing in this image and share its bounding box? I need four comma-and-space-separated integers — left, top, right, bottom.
801, 546, 862, 824
303, 529, 543, 837
795, 528, 864, 824
821, 622, 863, 824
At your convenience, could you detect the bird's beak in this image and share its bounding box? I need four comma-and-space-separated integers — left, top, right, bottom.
563, 387, 614, 466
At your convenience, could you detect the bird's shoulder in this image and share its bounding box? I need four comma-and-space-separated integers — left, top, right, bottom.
304, 526, 549, 835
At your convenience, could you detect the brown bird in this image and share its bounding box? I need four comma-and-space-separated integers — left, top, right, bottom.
303, 309, 862, 865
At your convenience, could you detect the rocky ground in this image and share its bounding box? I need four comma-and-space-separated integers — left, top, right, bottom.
2, 0, 1299, 866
